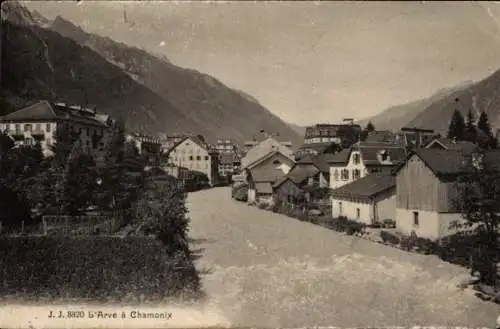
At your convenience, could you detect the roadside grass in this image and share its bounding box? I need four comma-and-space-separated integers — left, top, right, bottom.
0, 236, 203, 303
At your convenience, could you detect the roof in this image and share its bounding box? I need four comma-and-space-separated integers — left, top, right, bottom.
331, 173, 396, 201
1, 100, 59, 121
165, 134, 211, 155
312, 154, 333, 173
352, 141, 406, 166
241, 137, 294, 168
298, 142, 336, 151
425, 138, 481, 153
393, 148, 487, 177
248, 166, 287, 183
287, 164, 319, 185
0, 100, 108, 127
365, 130, 397, 143
324, 148, 352, 165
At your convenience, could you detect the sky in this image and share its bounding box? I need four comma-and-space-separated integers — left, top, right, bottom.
22, 1, 500, 126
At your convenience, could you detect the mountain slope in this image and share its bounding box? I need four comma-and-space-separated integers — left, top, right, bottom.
357, 81, 473, 131
407, 70, 500, 134
49, 15, 302, 145
0, 19, 203, 135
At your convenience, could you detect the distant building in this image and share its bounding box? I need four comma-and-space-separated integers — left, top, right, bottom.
164, 134, 219, 186
397, 127, 435, 149
364, 130, 397, 143
241, 136, 295, 169
329, 141, 406, 190
294, 142, 340, 159
0, 100, 115, 163
246, 151, 295, 205
303, 122, 362, 146
215, 138, 241, 178
242, 130, 293, 154
425, 138, 480, 153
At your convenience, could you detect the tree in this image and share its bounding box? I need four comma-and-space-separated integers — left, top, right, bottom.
139, 174, 202, 295
98, 121, 143, 223
463, 109, 477, 144
447, 109, 465, 141
477, 112, 498, 149
366, 121, 375, 132
453, 150, 500, 285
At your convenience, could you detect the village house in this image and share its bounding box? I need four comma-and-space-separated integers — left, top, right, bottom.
165, 134, 219, 186
393, 148, 500, 240
241, 136, 295, 169
214, 138, 241, 179
0, 100, 115, 162
242, 130, 293, 154
329, 141, 406, 190
330, 172, 396, 226
425, 137, 481, 153
246, 150, 295, 204
397, 127, 436, 149
364, 130, 397, 143
272, 154, 331, 208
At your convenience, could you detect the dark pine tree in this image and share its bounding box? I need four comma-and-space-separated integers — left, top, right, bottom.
447, 109, 466, 141
463, 109, 478, 144
477, 112, 498, 149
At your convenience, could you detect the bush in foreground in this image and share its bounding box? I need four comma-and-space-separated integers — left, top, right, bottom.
0, 236, 202, 302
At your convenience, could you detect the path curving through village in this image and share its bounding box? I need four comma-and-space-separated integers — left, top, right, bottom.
186, 187, 499, 328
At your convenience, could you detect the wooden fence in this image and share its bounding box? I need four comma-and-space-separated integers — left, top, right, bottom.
40, 213, 124, 236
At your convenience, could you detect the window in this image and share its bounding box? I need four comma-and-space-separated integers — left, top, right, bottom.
356, 208, 360, 219
333, 169, 339, 181
272, 160, 281, 165
413, 211, 419, 226
196, 155, 201, 161
341, 169, 349, 181
15, 124, 21, 133
24, 124, 32, 132
339, 202, 343, 216
205, 156, 209, 160
24, 137, 34, 145
353, 153, 361, 165
86, 128, 90, 136
189, 156, 193, 161
46, 123, 51, 132
353, 169, 361, 180
35, 123, 41, 131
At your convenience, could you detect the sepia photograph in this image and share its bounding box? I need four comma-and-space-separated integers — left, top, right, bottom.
0, 0, 500, 328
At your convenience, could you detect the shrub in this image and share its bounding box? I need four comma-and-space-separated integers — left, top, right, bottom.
345, 221, 364, 236
380, 230, 400, 245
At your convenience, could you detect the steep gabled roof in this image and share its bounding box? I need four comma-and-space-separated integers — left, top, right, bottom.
352, 141, 406, 167
166, 134, 211, 155
325, 148, 352, 166
331, 172, 396, 201
1, 100, 59, 121
248, 166, 287, 183
241, 137, 294, 168
393, 148, 479, 177
425, 138, 481, 153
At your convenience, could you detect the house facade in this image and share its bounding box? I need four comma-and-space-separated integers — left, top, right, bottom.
329, 142, 406, 190
394, 149, 469, 240
165, 135, 219, 186
397, 127, 435, 149
272, 154, 330, 206
246, 151, 295, 204
331, 173, 396, 225
0, 101, 115, 162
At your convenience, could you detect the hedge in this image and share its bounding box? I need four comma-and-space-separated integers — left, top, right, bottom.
0, 236, 202, 302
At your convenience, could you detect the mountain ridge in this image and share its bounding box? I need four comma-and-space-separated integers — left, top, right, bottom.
47, 14, 302, 145
1, 4, 302, 146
